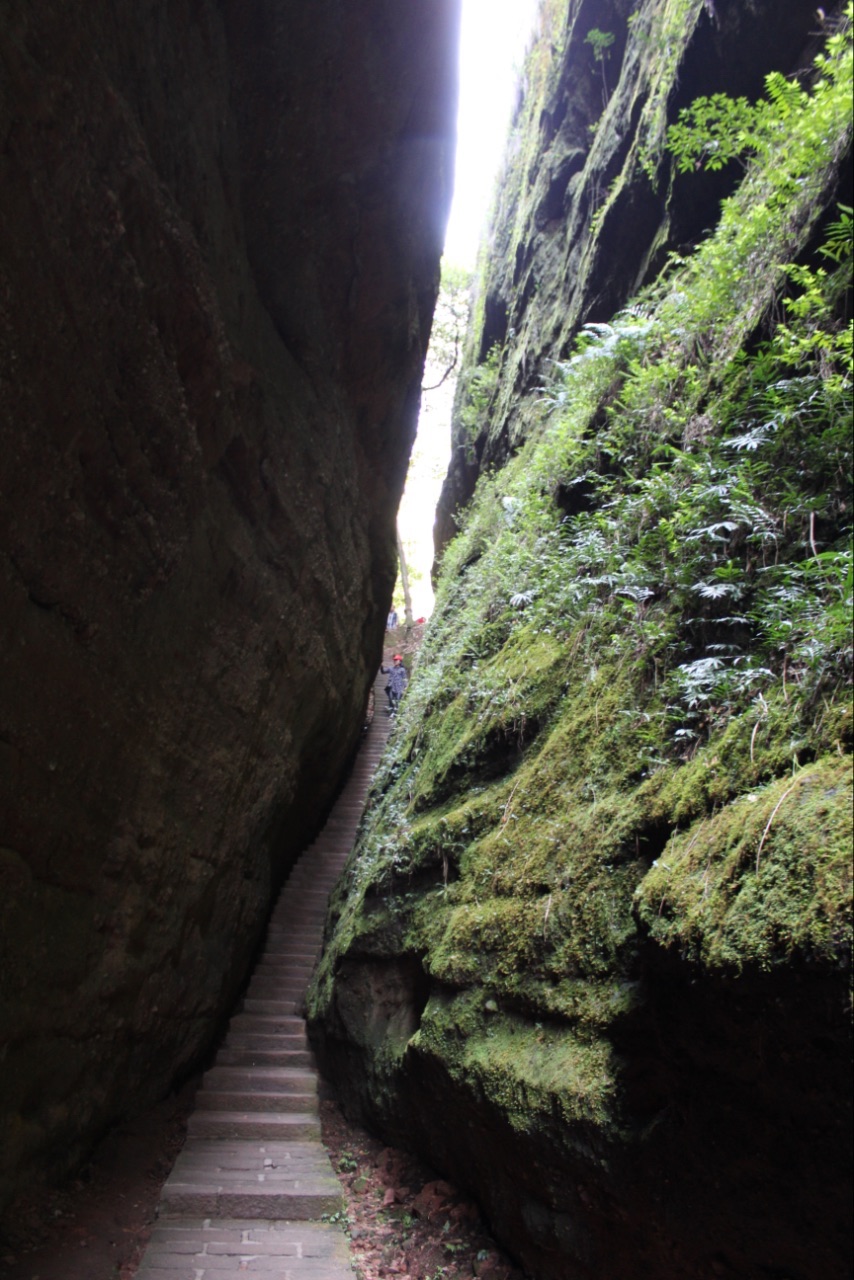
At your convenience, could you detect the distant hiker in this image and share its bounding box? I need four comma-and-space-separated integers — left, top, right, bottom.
381, 653, 408, 713
386, 608, 398, 630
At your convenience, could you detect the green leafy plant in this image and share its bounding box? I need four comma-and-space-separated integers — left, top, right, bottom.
459, 342, 503, 457
667, 5, 853, 176
585, 27, 615, 104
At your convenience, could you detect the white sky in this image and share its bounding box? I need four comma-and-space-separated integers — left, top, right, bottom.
443, 0, 540, 268
396, 0, 539, 618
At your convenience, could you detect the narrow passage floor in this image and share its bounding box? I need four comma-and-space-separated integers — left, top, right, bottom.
135, 675, 391, 1279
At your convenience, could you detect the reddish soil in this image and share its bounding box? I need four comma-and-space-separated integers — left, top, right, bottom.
320, 1096, 525, 1280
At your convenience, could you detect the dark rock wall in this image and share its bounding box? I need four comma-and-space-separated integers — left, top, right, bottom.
0, 0, 458, 1205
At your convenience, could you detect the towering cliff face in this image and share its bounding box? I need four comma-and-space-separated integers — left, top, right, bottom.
309, 3, 852, 1277
0, 0, 458, 1207
435, 0, 823, 553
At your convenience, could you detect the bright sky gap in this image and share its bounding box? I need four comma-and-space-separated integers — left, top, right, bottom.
396, 0, 539, 618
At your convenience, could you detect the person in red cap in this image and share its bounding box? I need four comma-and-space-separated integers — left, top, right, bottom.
380, 653, 409, 714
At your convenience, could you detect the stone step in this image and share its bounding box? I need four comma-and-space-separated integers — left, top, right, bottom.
265, 935, 320, 947
260, 945, 320, 958
259, 952, 319, 965
268, 912, 328, 923
268, 904, 329, 916
203, 1064, 316, 1088
261, 939, 321, 952
216, 1047, 314, 1068
263, 937, 323, 948
255, 947, 317, 960
159, 1175, 342, 1220
279, 884, 335, 895
187, 1110, 321, 1141
262, 925, 322, 936
252, 962, 314, 977
166, 1141, 335, 1175
242, 997, 302, 1016
264, 936, 322, 949
265, 923, 326, 935
292, 852, 347, 863
259, 937, 319, 948
250, 963, 312, 977
273, 902, 333, 914
264, 925, 325, 938
246, 981, 310, 1000
274, 894, 333, 907
196, 1090, 318, 1114
228, 1013, 306, 1035
136, 1218, 355, 1279
225, 1030, 309, 1051
284, 865, 340, 875
245, 977, 312, 998
263, 920, 323, 930
284, 867, 340, 876
281, 885, 338, 896
267, 908, 328, 919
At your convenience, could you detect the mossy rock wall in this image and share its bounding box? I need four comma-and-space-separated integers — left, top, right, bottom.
435, 0, 821, 554
309, 4, 853, 1276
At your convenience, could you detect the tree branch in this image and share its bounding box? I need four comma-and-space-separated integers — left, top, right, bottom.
421, 341, 459, 393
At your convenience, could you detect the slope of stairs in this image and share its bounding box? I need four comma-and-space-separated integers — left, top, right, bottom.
135, 674, 391, 1278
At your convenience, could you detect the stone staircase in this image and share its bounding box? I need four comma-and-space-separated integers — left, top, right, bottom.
135, 675, 391, 1278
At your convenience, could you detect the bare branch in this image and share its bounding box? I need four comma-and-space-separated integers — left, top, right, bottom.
422, 345, 459, 393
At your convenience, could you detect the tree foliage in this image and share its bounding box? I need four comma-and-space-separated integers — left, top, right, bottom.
422, 262, 473, 394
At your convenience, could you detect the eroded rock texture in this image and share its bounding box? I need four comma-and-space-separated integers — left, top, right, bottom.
0, 0, 458, 1205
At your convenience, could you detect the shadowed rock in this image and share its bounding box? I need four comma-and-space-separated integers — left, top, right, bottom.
0, 0, 458, 1207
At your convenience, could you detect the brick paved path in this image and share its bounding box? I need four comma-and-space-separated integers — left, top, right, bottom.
136, 673, 392, 1279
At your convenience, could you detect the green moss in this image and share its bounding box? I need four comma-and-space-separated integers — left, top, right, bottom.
635, 755, 853, 970
411, 991, 619, 1137
309, 12, 853, 1178
406, 627, 570, 812
636, 688, 821, 826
